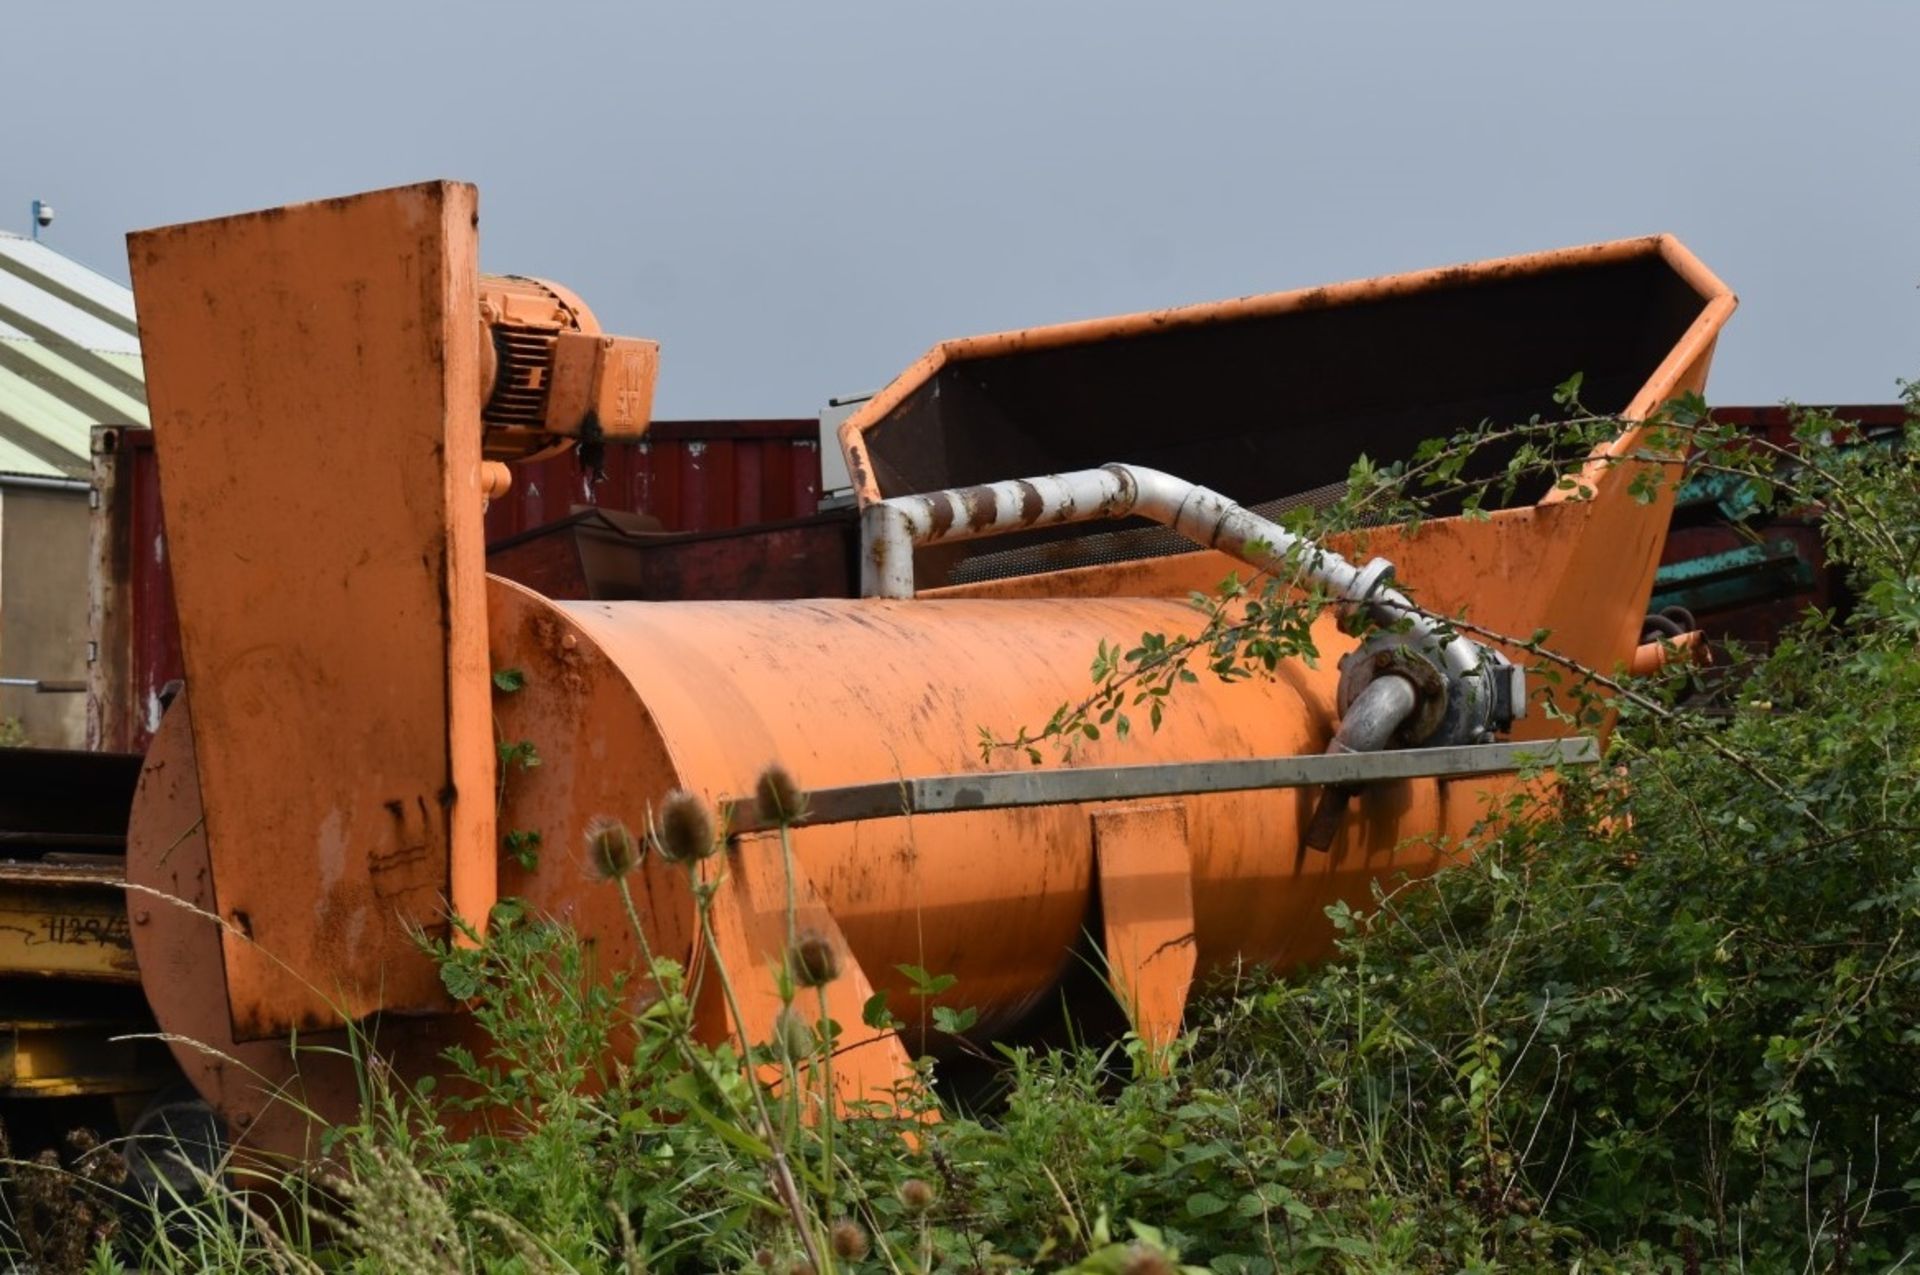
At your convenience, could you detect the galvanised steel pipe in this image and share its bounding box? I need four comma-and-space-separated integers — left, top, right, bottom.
861, 461, 1486, 674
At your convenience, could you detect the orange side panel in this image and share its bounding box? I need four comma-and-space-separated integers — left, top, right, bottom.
127, 181, 495, 1038
1093, 803, 1196, 1055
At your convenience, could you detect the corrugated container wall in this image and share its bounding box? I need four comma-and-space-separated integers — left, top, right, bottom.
483, 420, 822, 539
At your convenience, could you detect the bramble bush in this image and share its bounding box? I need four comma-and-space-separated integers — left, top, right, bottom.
1185, 392, 1920, 1268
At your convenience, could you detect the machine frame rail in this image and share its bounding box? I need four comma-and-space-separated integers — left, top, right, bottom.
727, 736, 1599, 836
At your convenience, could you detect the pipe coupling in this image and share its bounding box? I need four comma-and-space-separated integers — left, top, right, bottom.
1336, 630, 1523, 748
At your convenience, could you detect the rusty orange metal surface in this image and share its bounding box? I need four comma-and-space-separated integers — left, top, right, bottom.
128, 182, 497, 1037
548, 595, 1511, 1045
840, 234, 1732, 518
880, 236, 1734, 726
121, 183, 1737, 1155
125, 697, 454, 1155
476, 274, 659, 461
132, 585, 1514, 1152
1092, 803, 1196, 1054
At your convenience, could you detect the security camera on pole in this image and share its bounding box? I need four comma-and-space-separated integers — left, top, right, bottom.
30, 199, 54, 241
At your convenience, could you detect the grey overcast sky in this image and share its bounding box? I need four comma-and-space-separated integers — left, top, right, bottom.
4, 3, 1915, 417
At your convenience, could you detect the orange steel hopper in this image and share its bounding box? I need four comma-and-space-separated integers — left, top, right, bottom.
121, 183, 1734, 1161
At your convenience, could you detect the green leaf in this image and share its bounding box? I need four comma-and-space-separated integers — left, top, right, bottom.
440, 960, 481, 1002
862, 990, 897, 1030
497, 739, 541, 771
1186, 1191, 1229, 1218
491, 667, 526, 693
895, 964, 958, 997
503, 828, 542, 871
932, 1005, 978, 1034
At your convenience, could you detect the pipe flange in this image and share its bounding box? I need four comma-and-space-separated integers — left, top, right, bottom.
1336, 558, 1398, 635
1337, 634, 1448, 745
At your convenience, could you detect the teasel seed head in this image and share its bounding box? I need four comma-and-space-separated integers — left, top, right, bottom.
754, 764, 807, 826
787, 930, 841, 989
653, 789, 718, 863
771, 1007, 815, 1060
828, 1218, 870, 1262
584, 816, 640, 880
898, 1177, 936, 1213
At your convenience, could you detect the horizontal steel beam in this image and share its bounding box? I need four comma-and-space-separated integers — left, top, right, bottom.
728, 736, 1598, 836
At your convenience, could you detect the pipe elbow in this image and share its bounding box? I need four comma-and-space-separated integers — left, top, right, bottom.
1331, 672, 1421, 754
1304, 672, 1421, 852
1103, 463, 1185, 525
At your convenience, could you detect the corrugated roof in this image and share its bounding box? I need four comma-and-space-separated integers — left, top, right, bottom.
0, 230, 146, 478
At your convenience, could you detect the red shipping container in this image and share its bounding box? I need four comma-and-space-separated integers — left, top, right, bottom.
483, 420, 822, 538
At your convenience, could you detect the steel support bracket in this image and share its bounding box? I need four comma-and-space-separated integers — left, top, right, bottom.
1092, 803, 1196, 1063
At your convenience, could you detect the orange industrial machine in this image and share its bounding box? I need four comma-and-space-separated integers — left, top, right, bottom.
121, 182, 1733, 1161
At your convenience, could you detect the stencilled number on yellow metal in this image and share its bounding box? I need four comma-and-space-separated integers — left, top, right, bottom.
38, 913, 132, 948
0, 886, 141, 980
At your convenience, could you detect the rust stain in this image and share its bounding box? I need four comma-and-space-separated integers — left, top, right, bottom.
926, 493, 955, 537
528, 608, 590, 696
958, 484, 998, 532
1015, 479, 1045, 526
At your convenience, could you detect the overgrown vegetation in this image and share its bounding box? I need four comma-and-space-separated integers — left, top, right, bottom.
4, 396, 1916, 1271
